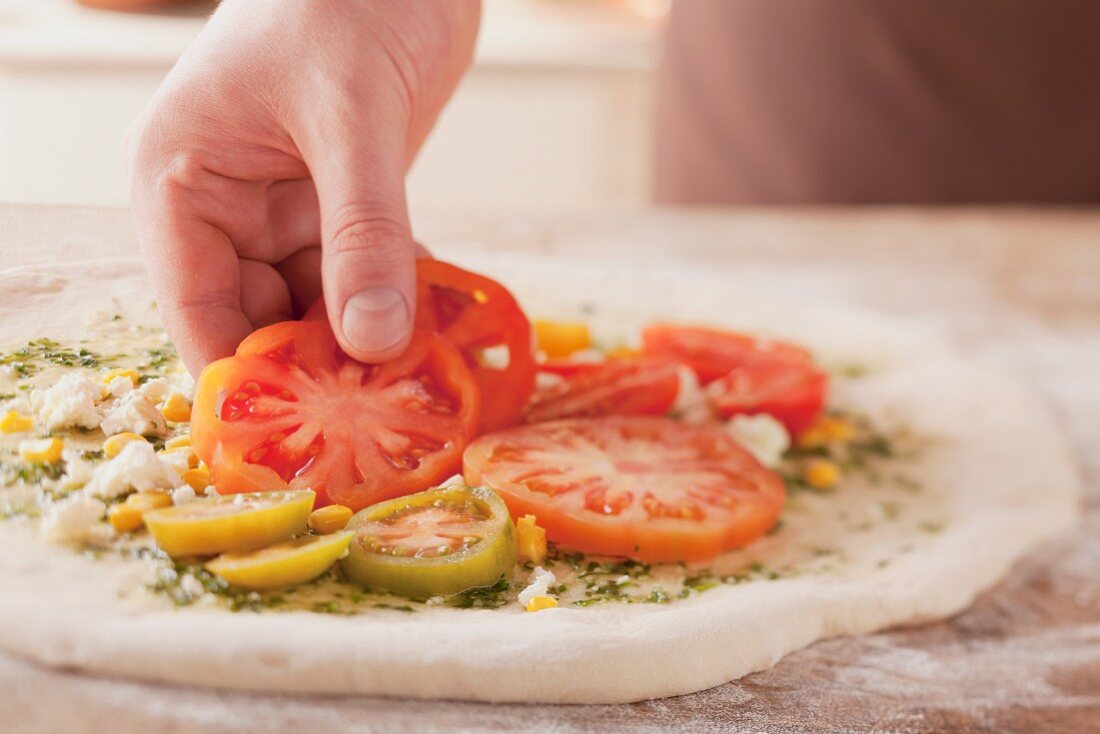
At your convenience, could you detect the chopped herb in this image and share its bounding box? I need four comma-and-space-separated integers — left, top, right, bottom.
448, 577, 510, 609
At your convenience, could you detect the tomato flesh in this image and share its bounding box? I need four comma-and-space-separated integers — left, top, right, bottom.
191, 320, 480, 511
463, 416, 786, 562
415, 259, 536, 432
526, 358, 680, 423
342, 484, 517, 597
643, 324, 826, 435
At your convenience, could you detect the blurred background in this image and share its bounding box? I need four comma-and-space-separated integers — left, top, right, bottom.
0, 0, 667, 211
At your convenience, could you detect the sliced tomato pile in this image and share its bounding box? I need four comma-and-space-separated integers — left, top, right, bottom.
642, 324, 826, 435
415, 259, 536, 432
463, 416, 786, 562
191, 320, 479, 510
525, 358, 680, 423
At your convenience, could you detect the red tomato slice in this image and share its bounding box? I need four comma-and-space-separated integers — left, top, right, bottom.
415, 259, 536, 432
643, 324, 826, 434
642, 324, 812, 384
526, 358, 680, 423
463, 416, 785, 562
707, 361, 827, 436
191, 320, 480, 511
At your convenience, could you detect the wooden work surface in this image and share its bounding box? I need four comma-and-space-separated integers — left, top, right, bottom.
1, 203, 1097, 733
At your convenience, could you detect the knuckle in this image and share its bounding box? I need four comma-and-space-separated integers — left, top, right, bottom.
327, 205, 411, 264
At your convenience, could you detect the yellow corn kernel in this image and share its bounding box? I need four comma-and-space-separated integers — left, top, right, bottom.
161, 445, 199, 468
796, 415, 855, 449
804, 459, 841, 490
161, 394, 192, 423
181, 465, 211, 493
515, 514, 548, 565
606, 346, 640, 360
525, 595, 558, 612
534, 320, 592, 359
165, 434, 192, 451
19, 437, 63, 463
103, 432, 146, 458
309, 504, 354, 534
0, 410, 33, 434
109, 491, 172, 532
102, 368, 141, 386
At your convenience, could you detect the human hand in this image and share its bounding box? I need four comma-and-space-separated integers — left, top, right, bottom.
127, 0, 480, 374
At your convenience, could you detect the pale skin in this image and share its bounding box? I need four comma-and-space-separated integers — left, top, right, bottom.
127, 0, 481, 375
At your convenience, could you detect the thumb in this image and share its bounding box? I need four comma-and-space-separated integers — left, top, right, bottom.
308, 117, 417, 363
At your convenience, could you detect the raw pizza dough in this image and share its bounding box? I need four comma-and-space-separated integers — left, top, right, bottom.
0, 253, 1080, 704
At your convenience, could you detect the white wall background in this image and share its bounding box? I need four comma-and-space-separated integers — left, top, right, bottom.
0, 0, 661, 212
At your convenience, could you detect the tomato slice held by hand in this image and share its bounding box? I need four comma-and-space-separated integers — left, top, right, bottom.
642, 325, 812, 384
191, 320, 480, 511
415, 259, 536, 432
526, 358, 680, 423
463, 416, 786, 562
643, 324, 827, 435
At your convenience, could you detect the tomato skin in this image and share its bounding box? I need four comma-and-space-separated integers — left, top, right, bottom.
642, 325, 811, 385
191, 320, 480, 511
642, 324, 826, 435
415, 259, 536, 432
463, 416, 786, 562
526, 358, 680, 423
708, 362, 828, 436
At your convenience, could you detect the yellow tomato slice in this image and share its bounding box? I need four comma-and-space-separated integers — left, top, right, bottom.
205, 532, 352, 590
144, 490, 315, 558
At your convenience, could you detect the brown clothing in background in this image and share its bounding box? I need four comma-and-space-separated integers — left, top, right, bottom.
655, 0, 1100, 204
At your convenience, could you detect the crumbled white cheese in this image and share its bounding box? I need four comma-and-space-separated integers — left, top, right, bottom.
479, 344, 511, 370
30, 373, 103, 431
203, 486, 220, 497
84, 440, 179, 499
158, 450, 191, 478
439, 474, 465, 488
725, 414, 791, 468
106, 376, 133, 398
100, 391, 167, 438
171, 485, 197, 505
139, 377, 170, 403
50, 449, 96, 491
671, 365, 712, 424
535, 371, 566, 390
39, 493, 109, 545
179, 573, 207, 598
517, 566, 557, 607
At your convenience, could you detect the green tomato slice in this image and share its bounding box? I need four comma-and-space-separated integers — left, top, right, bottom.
144, 490, 315, 558
341, 484, 517, 598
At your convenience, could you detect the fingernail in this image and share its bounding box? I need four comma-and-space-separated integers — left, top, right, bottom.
342, 287, 410, 353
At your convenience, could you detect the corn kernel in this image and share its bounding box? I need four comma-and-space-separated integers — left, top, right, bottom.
161, 445, 199, 468
606, 346, 640, 360
525, 595, 558, 612
102, 368, 141, 386
804, 459, 841, 490
181, 465, 211, 493
534, 320, 592, 359
161, 394, 192, 423
0, 410, 33, 434
109, 491, 172, 532
516, 514, 547, 565
797, 415, 855, 449
309, 504, 354, 534
103, 432, 146, 458
165, 434, 192, 451
19, 437, 63, 464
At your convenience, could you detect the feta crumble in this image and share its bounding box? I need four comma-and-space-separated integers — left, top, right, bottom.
139, 377, 170, 403
171, 485, 197, 505
517, 566, 557, 608
30, 373, 103, 431
106, 375, 133, 398
671, 365, 712, 424
39, 493, 109, 545
724, 414, 790, 468
100, 391, 167, 438
84, 440, 179, 499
